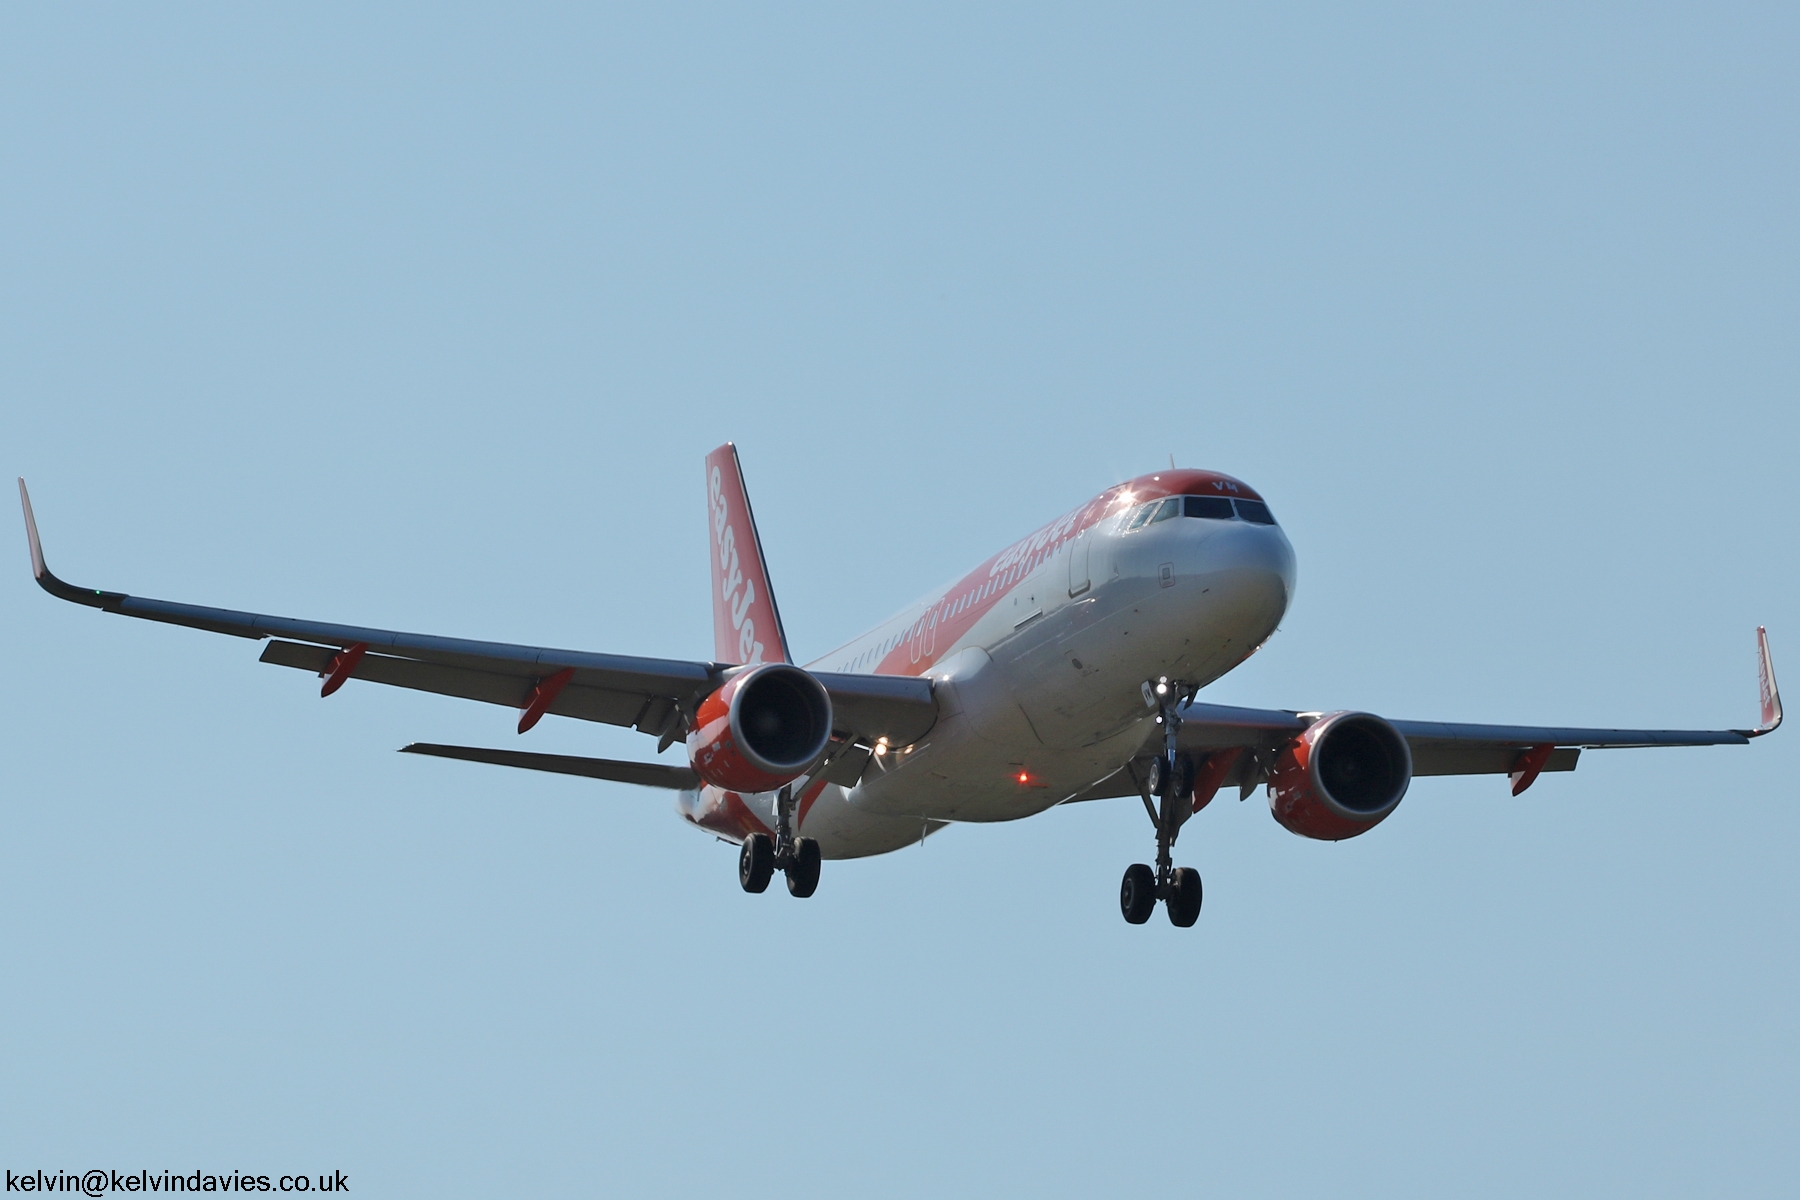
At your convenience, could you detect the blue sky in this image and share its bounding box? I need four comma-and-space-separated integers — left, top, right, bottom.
3, 5, 1796, 1196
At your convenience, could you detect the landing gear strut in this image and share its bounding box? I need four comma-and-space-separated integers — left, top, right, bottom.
739, 783, 822, 898
1121, 677, 1204, 928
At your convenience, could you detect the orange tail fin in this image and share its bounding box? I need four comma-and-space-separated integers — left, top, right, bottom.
705, 443, 792, 666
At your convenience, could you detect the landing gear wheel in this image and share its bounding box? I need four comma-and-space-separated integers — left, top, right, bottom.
1172, 754, 1196, 802
1167, 866, 1202, 927
1147, 753, 1197, 805
739, 834, 774, 893
1146, 755, 1169, 798
785, 837, 822, 898
1120, 863, 1156, 924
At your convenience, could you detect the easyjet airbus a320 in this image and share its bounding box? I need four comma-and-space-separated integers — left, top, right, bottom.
17, 446, 1782, 926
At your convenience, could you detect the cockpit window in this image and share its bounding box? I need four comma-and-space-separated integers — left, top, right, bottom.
1124, 493, 1280, 531
1183, 495, 1234, 519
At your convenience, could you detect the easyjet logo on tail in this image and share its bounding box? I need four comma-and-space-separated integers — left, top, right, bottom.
705, 445, 790, 666
710, 465, 764, 665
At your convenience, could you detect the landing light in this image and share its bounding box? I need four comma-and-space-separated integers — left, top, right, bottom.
874, 737, 889, 758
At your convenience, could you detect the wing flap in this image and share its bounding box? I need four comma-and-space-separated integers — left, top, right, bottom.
259, 641, 664, 729
1409, 743, 1580, 777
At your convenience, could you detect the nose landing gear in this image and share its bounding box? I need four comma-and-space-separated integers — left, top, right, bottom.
738, 783, 822, 898
1121, 677, 1205, 927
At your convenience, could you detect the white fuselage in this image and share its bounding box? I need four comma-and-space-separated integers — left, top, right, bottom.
678, 472, 1297, 857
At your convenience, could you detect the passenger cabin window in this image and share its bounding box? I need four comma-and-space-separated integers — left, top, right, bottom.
1234, 499, 1277, 525
1183, 495, 1234, 519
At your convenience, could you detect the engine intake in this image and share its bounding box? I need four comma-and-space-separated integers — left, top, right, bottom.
1269, 710, 1412, 841
687, 663, 834, 793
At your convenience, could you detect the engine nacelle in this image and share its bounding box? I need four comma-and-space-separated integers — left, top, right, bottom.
687, 663, 834, 793
1269, 710, 1412, 841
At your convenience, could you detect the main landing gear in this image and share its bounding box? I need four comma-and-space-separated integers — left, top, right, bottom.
738, 783, 821, 898
1122, 677, 1204, 928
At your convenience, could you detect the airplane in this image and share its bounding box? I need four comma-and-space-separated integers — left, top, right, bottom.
16, 445, 1782, 927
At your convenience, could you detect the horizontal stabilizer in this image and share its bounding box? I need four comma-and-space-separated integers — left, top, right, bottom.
400, 742, 699, 790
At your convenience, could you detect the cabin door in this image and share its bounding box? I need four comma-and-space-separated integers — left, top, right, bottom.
1067, 529, 1091, 597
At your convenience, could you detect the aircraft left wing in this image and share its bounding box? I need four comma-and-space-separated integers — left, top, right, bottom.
1070, 631, 1780, 802
18, 480, 938, 749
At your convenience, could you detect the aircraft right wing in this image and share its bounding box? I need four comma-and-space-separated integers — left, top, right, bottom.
18, 479, 939, 752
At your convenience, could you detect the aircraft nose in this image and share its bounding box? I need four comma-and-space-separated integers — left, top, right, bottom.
1193, 521, 1296, 622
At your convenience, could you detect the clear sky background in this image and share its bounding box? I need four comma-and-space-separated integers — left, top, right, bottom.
3, 5, 1796, 1196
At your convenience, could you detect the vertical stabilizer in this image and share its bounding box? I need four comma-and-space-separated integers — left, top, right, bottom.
705, 444, 792, 666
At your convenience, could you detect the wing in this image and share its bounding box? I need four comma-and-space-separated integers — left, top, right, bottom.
1070, 633, 1780, 802
18, 480, 938, 750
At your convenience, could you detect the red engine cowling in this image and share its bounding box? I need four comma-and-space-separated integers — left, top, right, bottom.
1269, 710, 1412, 841
687, 663, 834, 793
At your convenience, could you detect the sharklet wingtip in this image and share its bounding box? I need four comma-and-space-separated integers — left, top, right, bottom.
1746, 626, 1782, 737
18, 476, 48, 581
15, 480, 127, 609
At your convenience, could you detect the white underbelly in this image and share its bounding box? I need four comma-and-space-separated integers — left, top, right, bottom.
678, 783, 947, 860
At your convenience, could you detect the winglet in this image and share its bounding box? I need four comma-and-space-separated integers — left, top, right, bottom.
17, 478, 124, 609
1748, 626, 1781, 737
19, 477, 49, 580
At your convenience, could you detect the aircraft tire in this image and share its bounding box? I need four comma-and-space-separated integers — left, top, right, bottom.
785, 837, 822, 898
1120, 863, 1156, 924
1147, 755, 1169, 798
739, 834, 775, 893
1167, 867, 1202, 927
1173, 755, 1197, 804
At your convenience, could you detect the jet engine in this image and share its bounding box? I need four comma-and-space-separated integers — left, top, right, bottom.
1268, 710, 1412, 841
686, 663, 834, 793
